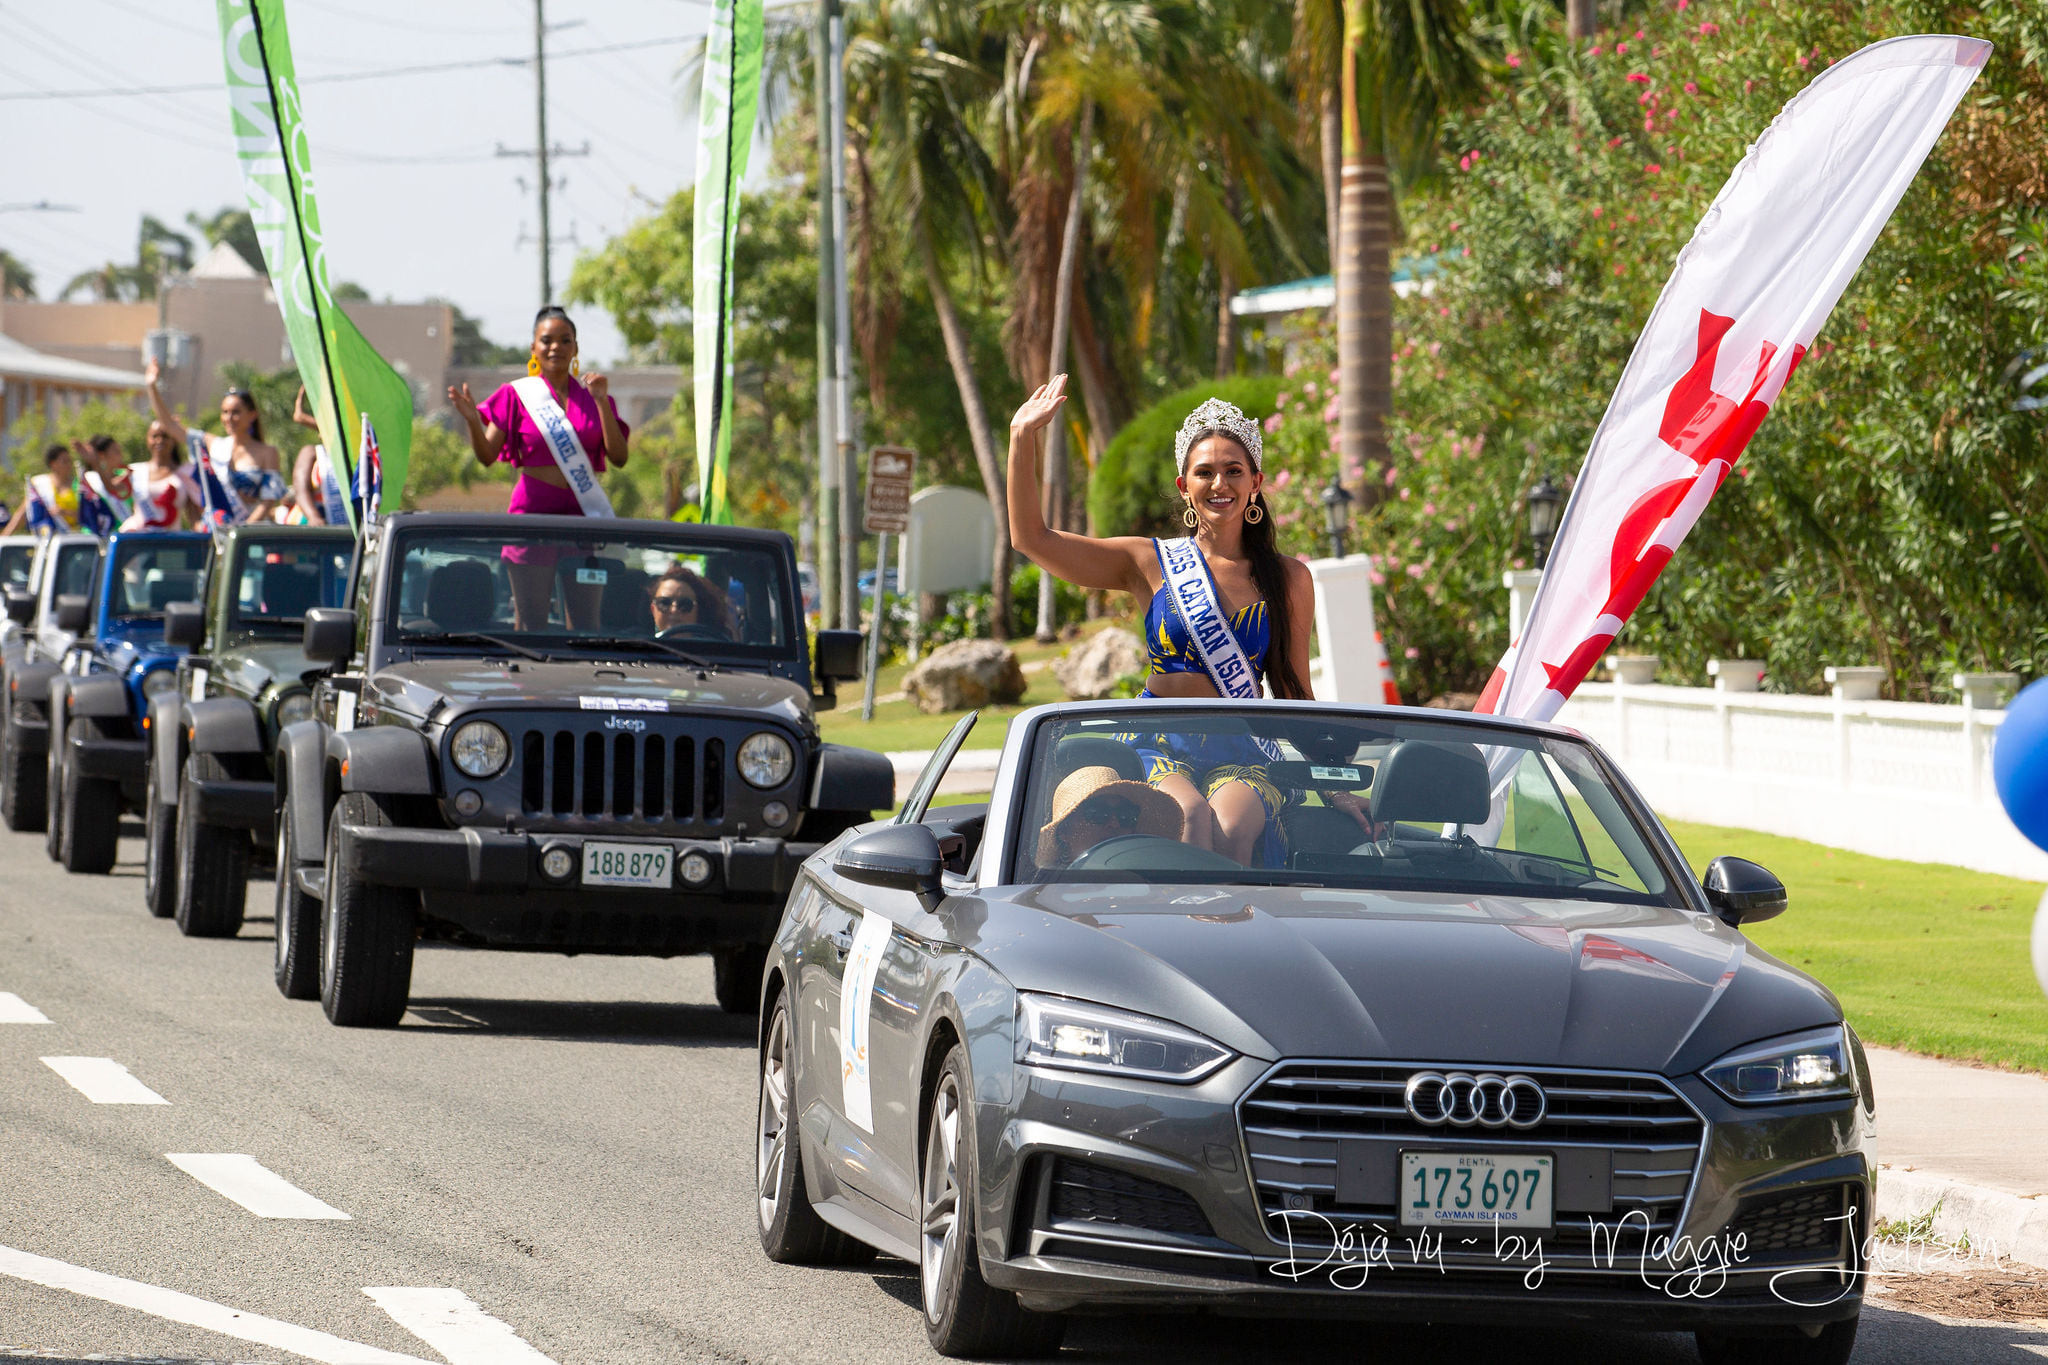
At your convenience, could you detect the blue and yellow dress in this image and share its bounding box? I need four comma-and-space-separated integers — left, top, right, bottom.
1121, 539, 1289, 863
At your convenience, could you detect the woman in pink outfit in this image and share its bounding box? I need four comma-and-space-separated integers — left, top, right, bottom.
446, 306, 631, 628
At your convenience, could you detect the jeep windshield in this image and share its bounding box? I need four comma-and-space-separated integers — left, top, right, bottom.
1015, 709, 1687, 908
386, 527, 796, 661
227, 537, 353, 630
105, 537, 207, 620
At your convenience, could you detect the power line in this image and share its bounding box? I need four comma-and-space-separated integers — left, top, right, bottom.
0, 34, 704, 102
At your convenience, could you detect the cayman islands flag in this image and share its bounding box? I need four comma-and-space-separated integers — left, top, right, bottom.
355, 415, 383, 529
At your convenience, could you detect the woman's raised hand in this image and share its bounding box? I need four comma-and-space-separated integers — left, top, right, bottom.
1010, 373, 1068, 438
446, 382, 479, 423
144, 358, 161, 389
583, 371, 608, 402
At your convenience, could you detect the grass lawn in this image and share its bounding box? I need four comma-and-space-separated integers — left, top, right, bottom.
1663, 819, 2048, 1075
818, 629, 1109, 753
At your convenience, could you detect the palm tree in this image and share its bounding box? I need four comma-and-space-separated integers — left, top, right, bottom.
0, 250, 35, 300
1329, 0, 1480, 510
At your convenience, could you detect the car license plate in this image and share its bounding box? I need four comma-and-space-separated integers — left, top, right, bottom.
1400, 1152, 1553, 1232
581, 842, 672, 888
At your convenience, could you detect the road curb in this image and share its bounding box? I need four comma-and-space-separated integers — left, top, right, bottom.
1877, 1164, 2048, 1270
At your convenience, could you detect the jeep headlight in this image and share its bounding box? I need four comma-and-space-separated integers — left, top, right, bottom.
1017, 993, 1234, 1084
1703, 1025, 1855, 1104
737, 731, 794, 788
450, 719, 510, 779
274, 689, 315, 729
140, 668, 179, 698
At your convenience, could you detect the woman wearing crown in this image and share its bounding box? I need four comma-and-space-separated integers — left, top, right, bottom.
1009, 377, 1365, 864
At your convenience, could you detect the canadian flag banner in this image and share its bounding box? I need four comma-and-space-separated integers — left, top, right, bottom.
1476, 35, 1990, 723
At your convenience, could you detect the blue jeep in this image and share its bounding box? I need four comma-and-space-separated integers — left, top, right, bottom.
44, 530, 211, 873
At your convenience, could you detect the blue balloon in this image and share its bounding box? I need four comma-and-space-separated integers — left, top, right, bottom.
1994, 678, 2048, 854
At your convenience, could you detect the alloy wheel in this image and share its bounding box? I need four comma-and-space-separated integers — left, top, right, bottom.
920, 1071, 963, 1320
756, 1008, 792, 1231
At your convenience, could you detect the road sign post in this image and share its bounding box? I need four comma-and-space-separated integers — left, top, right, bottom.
861, 446, 914, 720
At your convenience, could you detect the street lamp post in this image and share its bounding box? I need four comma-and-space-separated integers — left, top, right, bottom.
1320, 474, 1354, 559
1527, 475, 1564, 568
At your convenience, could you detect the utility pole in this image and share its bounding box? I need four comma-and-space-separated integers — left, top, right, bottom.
813, 0, 839, 629
497, 0, 588, 305
829, 1, 859, 633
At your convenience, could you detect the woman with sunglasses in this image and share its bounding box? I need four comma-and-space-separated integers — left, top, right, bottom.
142, 360, 287, 521
648, 565, 735, 641
445, 306, 630, 629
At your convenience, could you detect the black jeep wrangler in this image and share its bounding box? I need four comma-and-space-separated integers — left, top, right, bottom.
275, 512, 887, 1027
144, 524, 355, 933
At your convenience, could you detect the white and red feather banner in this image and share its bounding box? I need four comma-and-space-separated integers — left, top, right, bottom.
1476, 35, 1990, 723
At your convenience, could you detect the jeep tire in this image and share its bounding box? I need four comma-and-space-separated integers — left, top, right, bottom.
174, 753, 250, 938
319, 792, 416, 1028
273, 794, 322, 1000
1, 690, 47, 832
57, 716, 119, 874
142, 756, 179, 918
714, 944, 769, 1016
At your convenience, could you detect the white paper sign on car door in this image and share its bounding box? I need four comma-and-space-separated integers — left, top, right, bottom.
838, 910, 894, 1133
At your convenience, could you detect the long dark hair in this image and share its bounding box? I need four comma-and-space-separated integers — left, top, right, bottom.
223, 387, 266, 443
1242, 487, 1306, 700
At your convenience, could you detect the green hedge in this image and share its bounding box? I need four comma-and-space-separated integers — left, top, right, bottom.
1088, 376, 1281, 539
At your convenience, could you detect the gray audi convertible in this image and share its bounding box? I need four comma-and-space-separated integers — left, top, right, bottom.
754, 700, 1874, 1363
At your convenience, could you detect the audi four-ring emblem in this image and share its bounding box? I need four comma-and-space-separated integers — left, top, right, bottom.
1404, 1071, 1547, 1129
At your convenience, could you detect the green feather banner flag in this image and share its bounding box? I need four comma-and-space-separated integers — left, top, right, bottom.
216, 0, 413, 530
692, 0, 765, 526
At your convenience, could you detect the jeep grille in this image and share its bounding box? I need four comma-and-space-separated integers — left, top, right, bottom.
518, 728, 729, 822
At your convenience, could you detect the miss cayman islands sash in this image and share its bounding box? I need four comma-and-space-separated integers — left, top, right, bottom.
1158, 537, 1264, 699
511, 376, 614, 518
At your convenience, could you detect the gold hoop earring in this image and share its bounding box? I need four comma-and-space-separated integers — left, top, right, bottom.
1183, 503, 1199, 529
527, 355, 541, 376
571, 358, 580, 378
1245, 499, 1264, 525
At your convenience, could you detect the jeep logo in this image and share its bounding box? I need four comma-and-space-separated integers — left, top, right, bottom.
603, 715, 647, 733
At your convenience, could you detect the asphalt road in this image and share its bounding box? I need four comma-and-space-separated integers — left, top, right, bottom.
0, 819, 2040, 1364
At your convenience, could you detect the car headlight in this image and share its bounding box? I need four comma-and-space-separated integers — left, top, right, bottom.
1702, 1025, 1856, 1104
450, 719, 510, 779
737, 730, 794, 788
1016, 992, 1234, 1084
140, 668, 179, 698
274, 689, 315, 729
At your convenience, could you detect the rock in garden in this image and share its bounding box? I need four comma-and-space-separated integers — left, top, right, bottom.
903, 640, 1027, 714
1054, 627, 1147, 701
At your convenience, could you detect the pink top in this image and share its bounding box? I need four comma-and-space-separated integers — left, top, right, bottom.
478, 377, 628, 472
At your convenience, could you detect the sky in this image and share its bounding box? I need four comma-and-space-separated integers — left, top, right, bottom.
0, 0, 772, 368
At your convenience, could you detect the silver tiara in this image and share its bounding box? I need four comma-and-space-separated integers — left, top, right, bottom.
1174, 396, 1262, 472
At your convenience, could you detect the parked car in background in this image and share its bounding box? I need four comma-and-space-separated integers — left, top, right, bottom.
274, 512, 888, 1026
760, 700, 1872, 1364
144, 524, 354, 938
0, 533, 105, 831
43, 529, 210, 873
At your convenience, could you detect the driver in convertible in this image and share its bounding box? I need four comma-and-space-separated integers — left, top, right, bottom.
1036, 766, 1185, 868
649, 565, 736, 639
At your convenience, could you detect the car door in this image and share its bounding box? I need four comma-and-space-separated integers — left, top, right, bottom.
807, 714, 977, 1215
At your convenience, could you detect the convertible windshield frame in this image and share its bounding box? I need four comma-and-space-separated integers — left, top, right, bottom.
995, 701, 1695, 910
379, 524, 800, 663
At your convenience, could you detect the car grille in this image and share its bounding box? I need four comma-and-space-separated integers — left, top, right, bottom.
1240, 1061, 1704, 1274
517, 728, 727, 823
1047, 1158, 1216, 1240
1728, 1184, 1857, 1257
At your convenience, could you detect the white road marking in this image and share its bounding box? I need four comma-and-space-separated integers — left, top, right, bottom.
42, 1056, 170, 1105
166, 1153, 351, 1219
365, 1287, 561, 1365
0, 991, 51, 1023
0, 1241, 433, 1365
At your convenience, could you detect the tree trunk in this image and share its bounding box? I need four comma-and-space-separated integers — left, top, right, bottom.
1216, 256, 1237, 379
1567, 0, 1597, 40
1321, 88, 1341, 277
915, 224, 1013, 640
1037, 98, 1095, 643
1338, 152, 1394, 510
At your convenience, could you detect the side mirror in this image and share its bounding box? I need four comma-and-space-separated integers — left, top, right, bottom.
4, 589, 32, 625
303, 607, 356, 666
815, 628, 863, 683
163, 601, 205, 649
1703, 855, 1788, 929
54, 595, 89, 633
834, 824, 944, 910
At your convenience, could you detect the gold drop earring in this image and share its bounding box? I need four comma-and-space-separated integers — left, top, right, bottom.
1183, 501, 1198, 528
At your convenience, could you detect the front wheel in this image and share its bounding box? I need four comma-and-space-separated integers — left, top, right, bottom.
920, 1044, 1065, 1358
1696, 1319, 1858, 1365
319, 791, 415, 1028
756, 994, 873, 1265
272, 797, 321, 1000
174, 753, 249, 938
713, 944, 769, 1016
57, 716, 119, 874
142, 757, 179, 918
2, 695, 47, 833
42, 701, 65, 861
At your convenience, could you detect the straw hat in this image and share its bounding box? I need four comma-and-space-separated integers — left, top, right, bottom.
1036, 765, 1184, 866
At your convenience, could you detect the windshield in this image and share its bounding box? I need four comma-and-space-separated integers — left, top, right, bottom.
385, 527, 795, 656
228, 537, 352, 629
0, 544, 32, 593
52, 544, 99, 604
1012, 709, 1682, 907
107, 538, 207, 620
